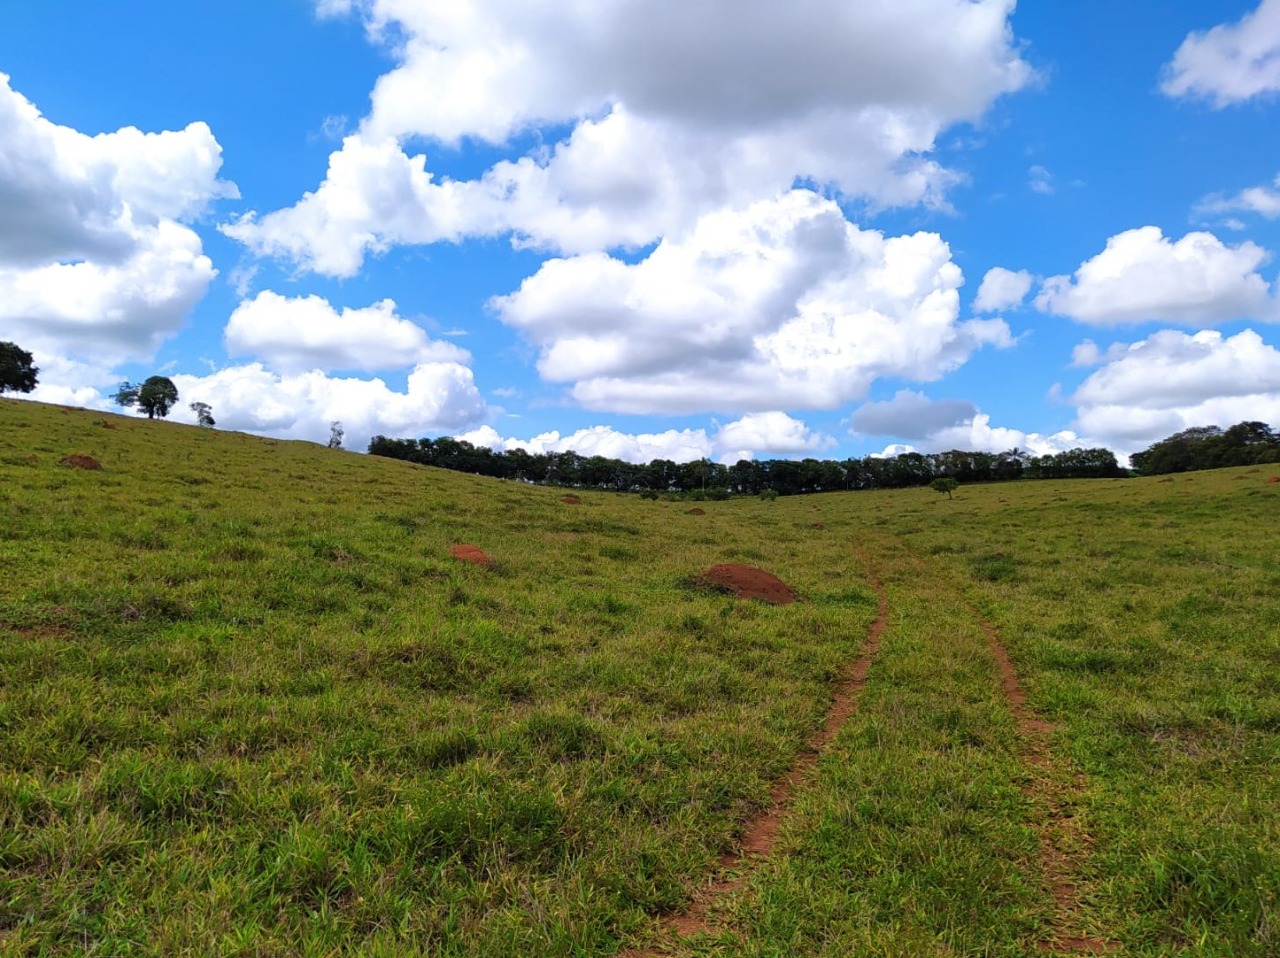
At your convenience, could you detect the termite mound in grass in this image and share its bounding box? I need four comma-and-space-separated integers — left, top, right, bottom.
695, 564, 795, 605
59, 454, 102, 470
562, 495, 583, 505
686, 507, 706, 515
450, 544, 492, 567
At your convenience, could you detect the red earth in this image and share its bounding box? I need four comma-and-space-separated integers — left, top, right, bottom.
59, 454, 102, 470
449, 544, 492, 566
695, 564, 795, 605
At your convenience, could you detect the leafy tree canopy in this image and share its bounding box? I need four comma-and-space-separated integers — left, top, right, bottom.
0, 341, 39, 394
114, 376, 179, 419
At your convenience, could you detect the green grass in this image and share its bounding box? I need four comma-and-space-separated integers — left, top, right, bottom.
2, 399, 1278, 956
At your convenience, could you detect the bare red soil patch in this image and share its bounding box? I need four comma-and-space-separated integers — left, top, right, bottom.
619, 559, 888, 956
695, 564, 795, 605
562, 494, 583, 504
59, 454, 102, 470
1268, 476, 1279, 484
449, 544, 491, 566
686, 507, 706, 515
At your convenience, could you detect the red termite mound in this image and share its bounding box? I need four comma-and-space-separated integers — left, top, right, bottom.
59, 455, 102, 470
450, 544, 492, 566
696, 564, 795, 605
562, 495, 583, 505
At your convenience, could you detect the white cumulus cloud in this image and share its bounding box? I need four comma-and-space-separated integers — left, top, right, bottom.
170, 362, 488, 451
225, 0, 1032, 275
225, 291, 469, 372
713, 412, 835, 457
851, 389, 1082, 456
974, 267, 1033, 313
0, 72, 233, 369
1035, 226, 1277, 325
491, 190, 1012, 415
1162, 0, 1280, 106
1072, 328, 1280, 449
456, 424, 713, 464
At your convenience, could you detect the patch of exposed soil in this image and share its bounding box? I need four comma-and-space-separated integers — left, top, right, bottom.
617, 558, 888, 957
562, 495, 583, 504
449, 544, 491, 566
975, 616, 1117, 955
811, 522, 824, 529
695, 564, 795, 605
686, 507, 706, 515
1268, 476, 1279, 484
59, 454, 102, 470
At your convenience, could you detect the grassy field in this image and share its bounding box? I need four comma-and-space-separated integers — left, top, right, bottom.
1, 399, 1276, 956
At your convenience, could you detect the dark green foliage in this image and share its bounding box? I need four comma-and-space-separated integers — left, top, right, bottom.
189, 401, 215, 428
0, 341, 39, 394
1131, 421, 1280, 475
931, 477, 959, 499
114, 376, 179, 419
369, 433, 1123, 497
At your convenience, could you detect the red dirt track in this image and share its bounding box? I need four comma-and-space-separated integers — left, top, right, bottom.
616, 557, 888, 956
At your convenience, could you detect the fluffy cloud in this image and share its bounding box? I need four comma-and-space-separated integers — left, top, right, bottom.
457, 411, 833, 464
1197, 172, 1280, 221
491, 190, 1012, 414
1162, 0, 1280, 106
974, 267, 1033, 313
713, 412, 835, 458
1072, 328, 1280, 449
456, 424, 712, 464
225, 291, 468, 372
170, 362, 488, 451
227, 0, 1031, 274
851, 389, 1081, 456
1035, 227, 1277, 325
922, 414, 1084, 457
851, 389, 978, 438
0, 72, 233, 365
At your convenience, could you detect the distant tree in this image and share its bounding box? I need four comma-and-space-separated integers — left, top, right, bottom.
931, 477, 959, 499
0, 341, 39, 394
190, 401, 216, 428
328, 421, 344, 449
113, 376, 179, 419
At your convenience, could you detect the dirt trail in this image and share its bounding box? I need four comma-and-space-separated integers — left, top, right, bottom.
976, 614, 1118, 955
616, 560, 888, 956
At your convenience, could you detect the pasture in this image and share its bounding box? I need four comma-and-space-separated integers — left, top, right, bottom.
1, 399, 1276, 956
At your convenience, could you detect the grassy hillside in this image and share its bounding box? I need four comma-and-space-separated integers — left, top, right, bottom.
1, 399, 1276, 957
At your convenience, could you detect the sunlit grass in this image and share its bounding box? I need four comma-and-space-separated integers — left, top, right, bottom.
2, 399, 1277, 956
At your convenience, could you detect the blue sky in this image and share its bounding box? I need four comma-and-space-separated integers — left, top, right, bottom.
3, 0, 1280, 464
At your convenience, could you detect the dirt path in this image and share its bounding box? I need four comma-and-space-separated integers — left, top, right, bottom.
615, 562, 889, 956
975, 613, 1118, 954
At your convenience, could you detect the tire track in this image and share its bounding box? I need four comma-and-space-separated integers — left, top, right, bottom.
879, 538, 1118, 953
615, 561, 888, 956
976, 614, 1118, 954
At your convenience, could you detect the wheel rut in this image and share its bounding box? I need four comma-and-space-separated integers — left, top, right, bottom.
615, 558, 888, 956
976, 613, 1118, 954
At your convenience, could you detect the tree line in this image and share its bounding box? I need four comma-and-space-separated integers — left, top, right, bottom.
367, 435, 1123, 496
1129, 421, 1280, 475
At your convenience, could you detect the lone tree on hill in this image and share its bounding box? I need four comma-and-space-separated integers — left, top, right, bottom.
931, 477, 959, 499
0, 341, 39, 394
113, 376, 179, 419
190, 401, 216, 428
